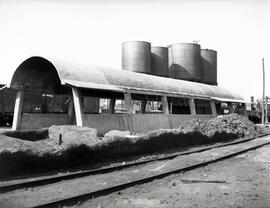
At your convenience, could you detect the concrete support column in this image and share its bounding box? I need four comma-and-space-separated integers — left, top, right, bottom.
210, 101, 217, 116
228, 102, 234, 113
169, 101, 173, 114
189, 98, 196, 115
0, 89, 3, 115
109, 98, 116, 114
67, 99, 75, 124
241, 103, 248, 117
162, 95, 169, 114
141, 100, 146, 114
12, 90, 24, 130
124, 92, 133, 114
72, 87, 84, 127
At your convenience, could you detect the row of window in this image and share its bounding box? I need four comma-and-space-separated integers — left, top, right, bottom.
21, 91, 240, 115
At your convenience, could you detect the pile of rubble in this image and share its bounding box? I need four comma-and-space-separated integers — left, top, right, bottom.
180, 113, 265, 140
100, 114, 267, 156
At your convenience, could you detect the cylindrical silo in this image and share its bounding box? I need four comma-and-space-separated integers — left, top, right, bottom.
168, 43, 201, 81
122, 41, 151, 74
151, 46, 169, 77
201, 49, 217, 85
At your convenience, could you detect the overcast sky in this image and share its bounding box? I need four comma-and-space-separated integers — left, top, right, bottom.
0, 0, 269, 101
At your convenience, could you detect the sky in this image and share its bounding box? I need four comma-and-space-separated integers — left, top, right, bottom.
0, 0, 269, 101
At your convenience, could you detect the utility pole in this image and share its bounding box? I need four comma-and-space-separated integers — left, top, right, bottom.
266, 96, 269, 123
262, 58, 265, 124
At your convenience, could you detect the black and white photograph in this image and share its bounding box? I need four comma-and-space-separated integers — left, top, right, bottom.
0, 0, 269, 207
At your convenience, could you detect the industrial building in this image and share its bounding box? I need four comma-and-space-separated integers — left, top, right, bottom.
7, 41, 245, 134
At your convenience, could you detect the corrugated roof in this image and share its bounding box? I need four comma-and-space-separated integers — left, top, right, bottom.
10, 56, 244, 102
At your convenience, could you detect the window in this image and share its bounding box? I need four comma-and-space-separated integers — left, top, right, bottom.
82, 96, 100, 114
131, 94, 163, 114
99, 98, 112, 113
114, 99, 126, 114
194, 99, 212, 114
132, 100, 143, 114
83, 97, 119, 114
145, 100, 163, 114
167, 97, 190, 114
22, 91, 70, 114
217, 102, 229, 114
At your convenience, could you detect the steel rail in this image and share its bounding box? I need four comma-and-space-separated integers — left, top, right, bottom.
0, 134, 268, 194
31, 138, 270, 208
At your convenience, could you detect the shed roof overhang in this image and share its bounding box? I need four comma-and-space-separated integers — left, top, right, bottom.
0, 85, 7, 91
212, 97, 245, 103
9, 56, 244, 102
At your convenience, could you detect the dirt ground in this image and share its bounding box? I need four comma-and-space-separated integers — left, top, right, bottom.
75, 144, 270, 208
0, 136, 269, 208
1, 114, 269, 179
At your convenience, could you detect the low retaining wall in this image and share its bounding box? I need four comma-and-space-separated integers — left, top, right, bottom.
84, 114, 214, 134
20, 113, 214, 134
20, 114, 69, 130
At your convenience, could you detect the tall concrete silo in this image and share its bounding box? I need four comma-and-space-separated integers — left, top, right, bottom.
168, 43, 201, 82
151, 46, 169, 77
122, 41, 151, 74
201, 49, 217, 85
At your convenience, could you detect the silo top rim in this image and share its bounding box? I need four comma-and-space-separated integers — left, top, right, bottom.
122, 40, 151, 45
151, 46, 168, 49
201, 48, 217, 53
167, 43, 201, 47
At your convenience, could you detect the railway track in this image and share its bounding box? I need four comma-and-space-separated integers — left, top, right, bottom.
0, 134, 265, 194
1, 134, 270, 208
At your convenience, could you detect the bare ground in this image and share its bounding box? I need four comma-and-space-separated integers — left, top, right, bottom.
1, 114, 268, 179
74, 144, 270, 208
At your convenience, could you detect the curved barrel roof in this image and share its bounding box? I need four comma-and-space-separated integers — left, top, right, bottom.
10, 56, 244, 102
